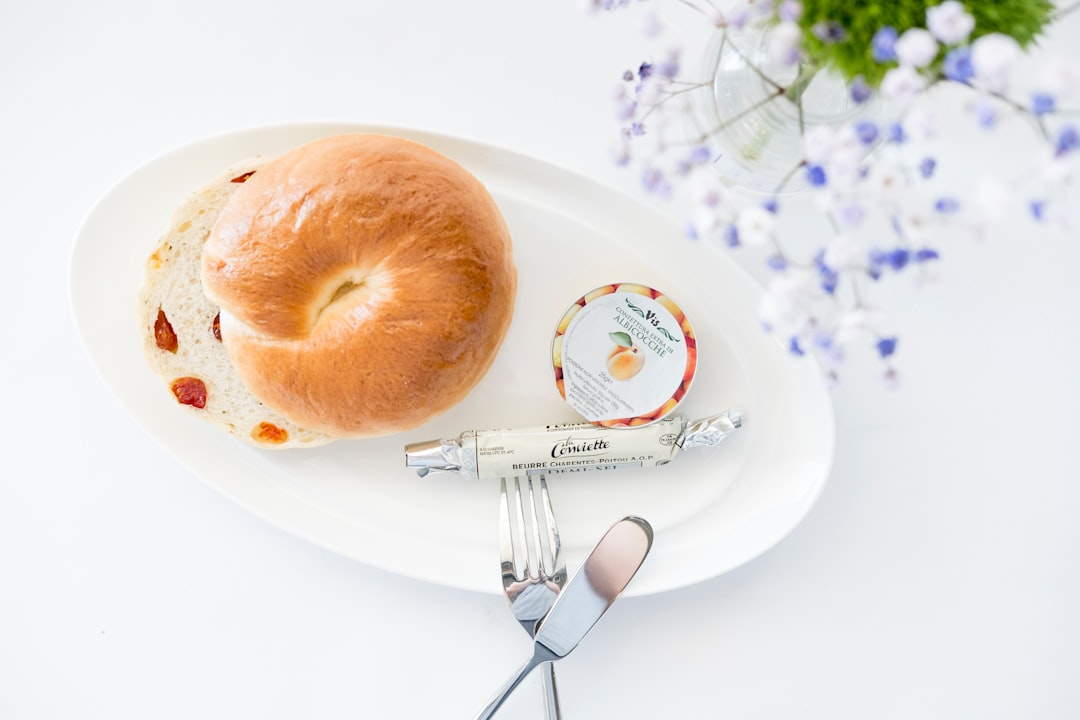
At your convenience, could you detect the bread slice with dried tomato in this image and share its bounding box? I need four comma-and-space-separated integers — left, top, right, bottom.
136, 160, 334, 449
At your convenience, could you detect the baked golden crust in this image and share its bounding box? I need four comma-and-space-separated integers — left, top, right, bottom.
201, 134, 517, 436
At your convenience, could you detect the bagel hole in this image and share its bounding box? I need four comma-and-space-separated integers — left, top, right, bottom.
315, 278, 374, 327
313, 268, 392, 330
330, 280, 363, 304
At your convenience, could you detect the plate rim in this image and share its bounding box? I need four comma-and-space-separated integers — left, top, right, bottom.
70, 120, 836, 596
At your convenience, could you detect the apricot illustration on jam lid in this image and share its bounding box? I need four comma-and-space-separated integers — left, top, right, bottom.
606, 332, 645, 381
550, 282, 697, 428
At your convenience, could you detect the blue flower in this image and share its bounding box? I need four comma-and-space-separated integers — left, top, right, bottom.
839, 203, 865, 227
1055, 125, 1080, 156
656, 57, 680, 80
615, 99, 637, 121
1030, 200, 1046, 221
723, 224, 740, 247
854, 120, 879, 145
914, 248, 940, 262
638, 62, 653, 80
766, 254, 788, 271
876, 337, 898, 358
975, 102, 997, 130
814, 250, 839, 294
1032, 93, 1056, 117
685, 222, 699, 241
887, 248, 910, 271
641, 167, 671, 198
630, 122, 646, 136
870, 247, 911, 273
816, 332, 844, 365
934, 197, 960, 213
919, 157, 936, 179
872, 27, 898, 63
850, 76, 872, 104
789, 336, 805, 356
806, 164, 827, 186
886, 122, 905, 143
762, 197, 779, 214
942, 46, 974, 83
813, 21, 847, 44
688, 144, 711, 164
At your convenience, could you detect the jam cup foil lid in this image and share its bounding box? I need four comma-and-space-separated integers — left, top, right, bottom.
551, 282, 697, 428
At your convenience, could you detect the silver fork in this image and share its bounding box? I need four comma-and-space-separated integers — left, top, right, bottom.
499, 476, 567, 719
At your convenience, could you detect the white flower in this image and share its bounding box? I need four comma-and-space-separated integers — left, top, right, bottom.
971, 33, 1021, 92
926, 1, 975, 45
690, 206, 723, 241
880, 65, 927, 100
894, 209, 929, 245
1040, 154, 1075, 184
895, 28, 939, 68
824, 143, 864, 191
803, 124, 864, 191
779, 0, 803, 22
723, 5, 749, 29
863, 159, 908, 203
615, 95, 636, 121
758, 270, 820, 335
688, 171, 724, 208
823, 234, 862, 270
833, 308, 886, 348
735, 204, 775, 246
802, 125, 838, 165
765, 21, 802, 66
1036, 58, 1080, 99
901, 104, 936, 143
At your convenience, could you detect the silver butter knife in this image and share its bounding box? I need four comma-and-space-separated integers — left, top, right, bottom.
474, 516, 654, 720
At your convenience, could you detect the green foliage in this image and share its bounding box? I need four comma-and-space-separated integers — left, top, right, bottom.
796, 0, 1056, 86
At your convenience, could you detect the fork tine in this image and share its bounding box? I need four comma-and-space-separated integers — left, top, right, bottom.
511, 477, 531, 579
499, 477, 517, 581
524, 477, 547, 580
537, 476, 564, 581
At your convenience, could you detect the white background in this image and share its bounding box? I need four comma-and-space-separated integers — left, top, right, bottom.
3, 1, 1079, 718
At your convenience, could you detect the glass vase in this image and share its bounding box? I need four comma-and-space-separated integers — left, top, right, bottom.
690, 25, 884, 194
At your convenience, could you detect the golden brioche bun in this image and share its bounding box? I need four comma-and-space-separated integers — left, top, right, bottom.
200, 133, 517, 437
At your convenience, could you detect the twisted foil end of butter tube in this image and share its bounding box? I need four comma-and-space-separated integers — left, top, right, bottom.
677, 409, 743, 450
404, 438, 463, 477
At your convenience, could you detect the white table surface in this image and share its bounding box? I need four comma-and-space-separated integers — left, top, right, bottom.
4, 1, 1079, 718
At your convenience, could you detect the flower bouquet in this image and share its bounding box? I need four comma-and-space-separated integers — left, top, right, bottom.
594, 0, 1078, 385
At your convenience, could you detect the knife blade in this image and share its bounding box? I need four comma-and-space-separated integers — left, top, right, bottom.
473, 516, 654, 719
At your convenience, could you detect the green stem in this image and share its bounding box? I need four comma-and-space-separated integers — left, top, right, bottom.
783, 61, 822, 105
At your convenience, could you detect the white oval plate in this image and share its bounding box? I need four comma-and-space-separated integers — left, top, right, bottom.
70, 122, 834, 597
